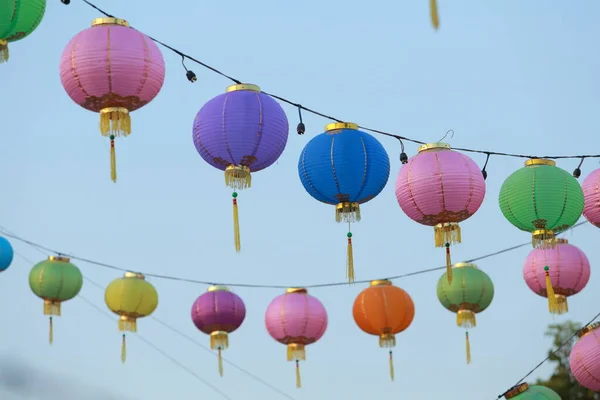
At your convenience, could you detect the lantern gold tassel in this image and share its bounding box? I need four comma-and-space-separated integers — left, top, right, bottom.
0, 39, 8, 63
100, 107, 131, 136
217, 348, 224, 377
232, 192, 241, 253
210, 331, 229, 376
556, 295, 569, 314
110, 135, 117, 182
445, 243, 453, 284
434, 222, 461, 247
43, 300, 61, 316
287, 344, 306, 361
544, 266, 559, 314
49, 317, 53, 345
295, 360, 301, 388
389, 350, 395, 381
456, 309, 476, 329
121, 334, 127, 363
118, 316, 137, 332
430, 0, 439, 29
465, 331, 471, 364
225, 165, 251, 190
346, 232, 355, 283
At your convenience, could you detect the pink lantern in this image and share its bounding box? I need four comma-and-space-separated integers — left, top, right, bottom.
569, 322, 600, 391
395, 142, 486, 282
582, 168, 600, 228
59, 17, 166, 182
523, 238, 590, 315
265, 288, 328, 388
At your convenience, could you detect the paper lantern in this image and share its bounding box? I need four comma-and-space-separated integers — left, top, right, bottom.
523, 238, 590, 315
0, 236, 13, 272
105, 272, 158, 363
503, 383, 560, 400
499, 159, 583, 248
395, 142, 485, 282
437, 262, 494, 364
570, 322, 600, 391
193, 83, 289, 252
28, 256, 83, 344
0, 0, 46, 63
582, 168, 600, 228
59, 17, 166, 182
352, 279, 414, 381
265, 288, 327, 388
298, 122, 390, 282
191, 285, 246, 376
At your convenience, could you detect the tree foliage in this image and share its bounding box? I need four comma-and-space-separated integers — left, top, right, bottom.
535, 321, 599, 399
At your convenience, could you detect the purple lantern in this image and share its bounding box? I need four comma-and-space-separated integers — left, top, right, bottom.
193, 83, 289, 252
191, 285, 246, 376
265, 288, 328, 388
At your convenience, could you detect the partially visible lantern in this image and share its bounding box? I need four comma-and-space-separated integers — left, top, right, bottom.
28, 256, 83, 344
570, 322, 600, 391
0, 0, 46, 63
352, 279, 415, 381
265, 288, 327, 388
193, 83, 289, 253
499, 159, 583, 248
105, 272, 158, 363
523, 238, 590, 315
582, 168, 600, 228
59, 17, 166, 182
298, 123, 390, 282
503, 383, 560, 400
191, 285, 246, 376
436, 262, 494, 364
395, 142, 486, 283
0, 236, 13, 272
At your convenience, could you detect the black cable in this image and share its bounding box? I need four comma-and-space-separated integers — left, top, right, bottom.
0, 221, 588, 289
71, 0, 600, 161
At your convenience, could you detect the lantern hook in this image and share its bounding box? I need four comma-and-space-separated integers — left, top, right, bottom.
438, 129, 454, 142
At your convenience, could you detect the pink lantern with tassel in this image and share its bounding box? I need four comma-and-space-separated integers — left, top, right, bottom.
582, 168, 600, 228
523, 238, 590, 315
570, 322, 600, 391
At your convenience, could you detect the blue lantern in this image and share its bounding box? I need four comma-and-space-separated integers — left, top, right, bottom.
0, 236, 14, 272
298, 122, 390, 282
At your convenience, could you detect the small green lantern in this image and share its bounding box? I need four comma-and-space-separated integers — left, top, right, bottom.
29, 255, 83, 344
0, 0, 47, 63
499, 158, 584, 248
504, 383, 560, 400
437, 262, 494, 364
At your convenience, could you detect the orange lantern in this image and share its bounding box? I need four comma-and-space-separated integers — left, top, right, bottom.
352, 279, 415, 381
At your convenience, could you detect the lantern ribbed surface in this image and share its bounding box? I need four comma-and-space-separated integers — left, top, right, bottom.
498, 159, 583, 234
436, 263, 494, 315
193, 84, 289, 173
298, 125, 390, 206
0, 236, 13, 272
28, 256, 83, 304
570, 323, 600, 391
395, 143, 486, 226
0, 0, 46, 43
59, 19, 165, 114
191, 287, 246, 335
582, 168, 600, 228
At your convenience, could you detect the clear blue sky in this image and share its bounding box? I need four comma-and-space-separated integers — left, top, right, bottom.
1, 0, 599, 399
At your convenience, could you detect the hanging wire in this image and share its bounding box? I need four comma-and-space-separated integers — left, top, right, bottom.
296, 106, 305, 135
573, 157, 585, 178
181, 55, 197, 83
481, 152, 491, 180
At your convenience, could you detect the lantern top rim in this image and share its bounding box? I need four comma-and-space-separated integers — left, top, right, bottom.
578, 322, 600, 338
504, 383, 529, 399
207, 285, 230, 292
555, 238, 568, 244
454, 262, 477, 269
286, 287, 307, 294
370, 279, 392, 287
92, 18, 130, 28
417, 142, 451, 153
524, 158, 556, 167
124, 271, 145, 280
324, 122, 358, 132
48, 255, 70, 263
226, 84, 260, 93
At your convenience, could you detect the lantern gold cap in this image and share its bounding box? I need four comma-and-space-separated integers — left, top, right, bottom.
48, 255, 70, 263
208, 285, 230, 292
92, 18, 130, 28
454, 262, 477, 269
324, 122, 358, 132
555, 238, 568, 244
525, 158, 556, 167
286, 287, 307, 294
504, 383, 529, 399
577, 322, 600, 338
370, 279, 392, 287
417, 142, 451, 153
226, 84, 260, 93
124, 271, 145, 279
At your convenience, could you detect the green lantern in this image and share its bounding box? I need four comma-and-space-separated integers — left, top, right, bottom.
504, 383, 560, 400
437, 262, 494, 364
0, 0, 47, 63
29, 255, 83, 344
499, 158, 584, 248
